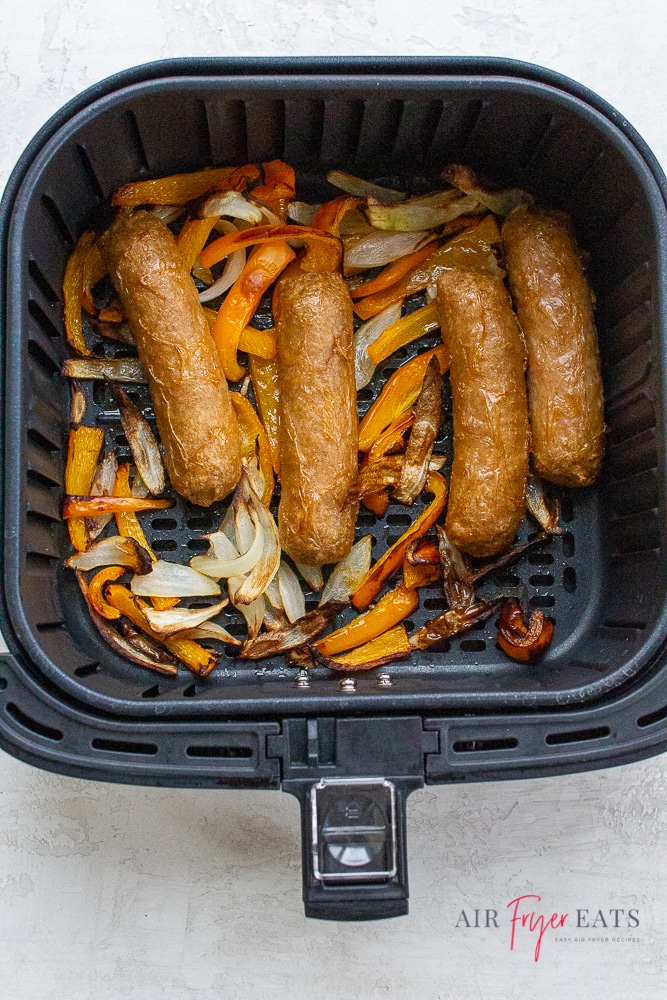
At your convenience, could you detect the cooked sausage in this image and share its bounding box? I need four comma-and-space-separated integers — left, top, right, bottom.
502, 204, 604, 487
437, 268, 530, 557
101, 210, 242, 506
276, 272, 358, 566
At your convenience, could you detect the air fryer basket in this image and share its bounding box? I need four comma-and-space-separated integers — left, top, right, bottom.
2, 58, 667, 920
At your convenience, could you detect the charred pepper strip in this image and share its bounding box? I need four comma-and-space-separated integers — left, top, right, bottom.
496, 599, 554, 662
63, 496, 173, 518
352, 472, 447, 610
87, 566, 126, 620
65, 425, 105, 551
112, 167, 238, 206
314, 583, 419, 657
63, 232, 96, 355
358, 347, 449, 452
312, 625, 412, 672
210, 240, 296, 382
395, 356, 443, 504
410, 601, 503, 650
230, 393, 274, 506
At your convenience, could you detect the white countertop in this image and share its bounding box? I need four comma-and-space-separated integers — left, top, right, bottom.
1, 2, 666, 998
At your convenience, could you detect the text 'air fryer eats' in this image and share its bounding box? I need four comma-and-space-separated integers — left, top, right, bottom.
60, 161, 602, 679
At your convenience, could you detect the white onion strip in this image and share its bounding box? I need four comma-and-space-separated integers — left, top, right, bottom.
278, 562, 306, 624
319, 536, 373, 606
144, 598, 229, 637
131, 560, 221, 598
354, 302, 403, 390
198, 248, 246, 303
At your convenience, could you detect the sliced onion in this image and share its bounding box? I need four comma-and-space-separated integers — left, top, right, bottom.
66, 535, 151, 573
287, 201, 321, 224
263, 605, 291, 631
354, 302, 403, 390
62, 358, 148, 383
113, 387, 165, 495
319, 536, 373, 606
344, 229, 432, 269
228, 578, 265, 639
143, 598, 229, 637
327, 170, 405, 204
278, 562, 306, 624
295, 562, 324, 592
443, 164, 532, 217
180, 622, 241, 645
198, 248, 246, 303
151, 205, 183, 224
239, 601, 348, 660
230, 470, 280, 606
70, 383, 87, 425
86, 451, 119, 541
190, 519, 264, 578
201, 190, 265, 224
131, 560, 221, 598
131, 471, 150, 499
264, 575, 284, 610
366, 193, 481, 232
220, 503, 236, 543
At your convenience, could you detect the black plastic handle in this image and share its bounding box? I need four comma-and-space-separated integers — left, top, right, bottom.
287, 776, 420, 921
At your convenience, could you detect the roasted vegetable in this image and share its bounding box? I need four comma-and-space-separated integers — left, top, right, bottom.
314, 583, 418, 657
65, 425, 105, 551
312, 625, 412, 672
394, 356, 443, 504
496, 599, 554, 662
239, 601, 348, 659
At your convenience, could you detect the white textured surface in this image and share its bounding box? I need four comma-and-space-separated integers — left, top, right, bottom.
1, 2, 666, 997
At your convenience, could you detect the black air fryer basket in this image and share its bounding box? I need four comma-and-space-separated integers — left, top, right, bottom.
2, 57, 667, 921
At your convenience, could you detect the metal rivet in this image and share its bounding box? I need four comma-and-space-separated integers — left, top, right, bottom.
376, 672, 393, 687
294, 671, 311, 688
339, 677, 357, 692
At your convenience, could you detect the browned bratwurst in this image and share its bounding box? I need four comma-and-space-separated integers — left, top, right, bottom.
437, 268, 530, 558
502, 204, 604, 487
101, 210, 242, 506
276, 272, 358, 566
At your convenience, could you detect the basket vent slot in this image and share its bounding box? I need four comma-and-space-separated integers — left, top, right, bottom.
637, 704, 667, 728
28, 260, 60, 306
91, 737, 158, 755
27, 338, 59, 376
545, 726, 610, 746
75, 143, 105, 201
27, 427, 60, 454
452, 736, 518, 753
6, 703, 63, 742
74, 662, 100, 678
125, 109, 150, 175
40, 194, 73, 247
140, 685, 160, 699
459, 640, 486, 652
186, 744, 253, 758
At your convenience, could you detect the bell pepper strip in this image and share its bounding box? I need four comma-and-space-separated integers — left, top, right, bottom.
249, 160, 296, 220
248, 355, 280, 475
112, 463, 156, 560
354, 215, 502, 320
394, 356, 443, 505
202, 308, 277, 360
63, 496, 173, 518
65, 425, 105, 551
403, 560, 441, 590
314, 583, 418, 657
360, 409, 414, 514
351, 471, 447, 609
290, 195, 357, 272
88, 566, 126, 620
200, 224, 341, 270
98, 300, 125, 323
312, 624, 412, 672
362, 493, 389, 518
409, 600, 502, 650
351, 244, 436, 299
311, 196, 364, 235
177, 216, 218, 272
80, 240, 107, 315
405, 538, 440, 566
230, 393, 274, 506
112, 167, 238, 206
210, 240, 296, 382
358, 346, 449, 452
104, 584, 216, 676
366, 303, 440, 366
496, 599, 554, 663
216, 163, 262, 193
63, 232, 96, 355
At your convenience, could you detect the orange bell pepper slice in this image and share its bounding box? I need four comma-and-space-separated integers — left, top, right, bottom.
200, 224, 340, 270
177, 217, 218, 272
403, 560, 440, 590
314, 583, 418, 656
65, 425, 105, 551
202, 308, 277, 361
210, 240, 296, 382
358, 346, 449, 452
366, 303, 440, 367
112, 463, 156, 560
248, 355, 280, 475
230, 393, 274, 506
63, 231, 96, 355
316, 624, 412, 671
405, 538, 440, 566
250, 160, 296, 220
311, 196, 364, 235
63, 496, 173, 518
359, 409, 415, 516
112, 167, 238, 206
351, 472, 447, 609
354, 215, 502, 320
351, 244, 436, 299
88, 566, 126, 620
80, 240, 107, 315
496, 599, 554, 663
104, 584, 216, 676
